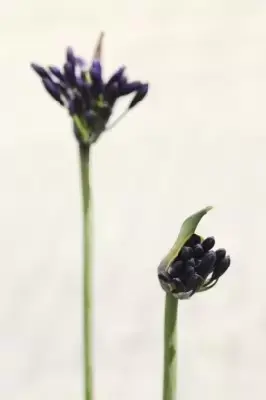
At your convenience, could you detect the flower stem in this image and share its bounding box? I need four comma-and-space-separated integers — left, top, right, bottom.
79, 144, 93, 400
163, 294, 178, 400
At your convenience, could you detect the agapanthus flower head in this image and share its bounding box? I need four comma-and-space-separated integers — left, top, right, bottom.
158, 233, 231, 299
30, 33, 149, 147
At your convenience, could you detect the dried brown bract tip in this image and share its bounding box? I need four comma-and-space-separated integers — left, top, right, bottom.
92, 32, 104, 61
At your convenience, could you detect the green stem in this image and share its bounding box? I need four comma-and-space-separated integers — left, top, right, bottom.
79, 145, 93, 400
163, 294, 178, 400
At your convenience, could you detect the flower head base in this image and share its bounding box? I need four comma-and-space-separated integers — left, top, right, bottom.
158, 234, 231, 299
30, 36, 149, 147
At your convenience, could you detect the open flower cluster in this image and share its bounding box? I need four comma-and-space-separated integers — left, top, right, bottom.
158, 234, 231, 299
30, 44, 148, 146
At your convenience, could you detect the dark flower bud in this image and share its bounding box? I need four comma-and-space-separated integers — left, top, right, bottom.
169, 259, 184, 278
211, 255, 231, 281
66, 46, 76, 66
49, 66, 65, 82
68, 95, 83, 115
42, 78, 63, 105
185, 258, 196, 269
64, 62, 76, 86
76, 79, 92, 108
106, 66, 126, 87
179, 246, 193, 261
31, 63, 50, 79
128, 83, 149, 109
193, 244, 205, 259
119, 81, 142, 96
104, 82, 119, 106
185, 234, 202, 247
202, 236, 215, 252
90, 60, 102, 78
186, 273, 203, 294
215, 248, 226, 262
89, 61, 103, 97
196, 251, 216, 279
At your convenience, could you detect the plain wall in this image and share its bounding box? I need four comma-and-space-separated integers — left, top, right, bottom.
0, 1, 266, 399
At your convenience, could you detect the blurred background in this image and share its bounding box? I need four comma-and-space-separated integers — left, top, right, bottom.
1, 1, 266, 399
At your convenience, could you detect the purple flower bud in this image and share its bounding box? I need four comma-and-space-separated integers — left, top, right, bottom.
48, 66, 65, 82
91, 60, 102, 78
68, 95, 83, 115
42, 78, 64, 105
31, 63, 50, 79
90, 62, 103, 97
128, 83, 149, 109
66, 46, 76, 66
119, 81, 142, 96
106, 66, 126, 87
76, 78, 92, 107
64, 62, 76, 86
104, 82, 119, 106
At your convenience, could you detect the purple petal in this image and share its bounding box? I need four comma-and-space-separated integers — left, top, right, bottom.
91, 60, 102, 77
119, 81, 142, 96
66, 46, 76, 65
42, 78, 64, 105
48, 66, 64, 81
68, 95, 83, 115
104, 82, 119, 106
106, 66, 126, 87
63, 62, 76, 86
128, 83, 149, 109
76, 79, 92, 107
31, 63, 50, 79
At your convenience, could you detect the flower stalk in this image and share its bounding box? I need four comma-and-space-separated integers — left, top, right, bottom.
79, 144, 93, 400
163, 295, 178, 400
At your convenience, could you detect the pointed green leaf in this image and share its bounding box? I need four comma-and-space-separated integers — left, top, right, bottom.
163, 206, 213, 271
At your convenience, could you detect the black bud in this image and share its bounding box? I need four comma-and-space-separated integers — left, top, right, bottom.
215, 248, 226, 262
186, 273, 203, 294
212, 255, 231, 280
196, 251, 216, 279
179, 246, 193, 261
184, 234, 202, 247
186, 258, 196, 269
202, 236, 215, 252
169, 260, 184, 278
193, 244, 205, 259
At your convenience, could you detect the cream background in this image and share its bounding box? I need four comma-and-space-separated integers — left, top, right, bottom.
1, 1, 266, 399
